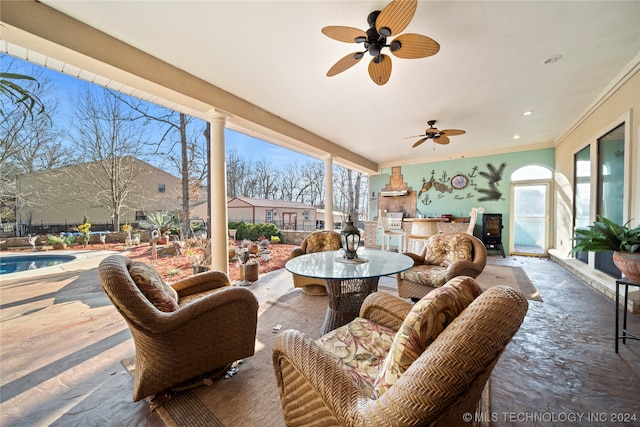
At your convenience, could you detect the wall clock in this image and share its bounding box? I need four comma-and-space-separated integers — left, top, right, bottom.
451, 174, 468, 189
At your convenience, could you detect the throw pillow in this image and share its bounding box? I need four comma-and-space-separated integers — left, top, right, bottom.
443, 234, 474, 265
129, 261, 179, 312
372, 276, 481, 398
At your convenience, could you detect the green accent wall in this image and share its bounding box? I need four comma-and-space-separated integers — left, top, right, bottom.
370, 148, 555, 255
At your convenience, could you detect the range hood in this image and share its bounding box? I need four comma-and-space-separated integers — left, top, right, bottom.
380, 190, 409, 197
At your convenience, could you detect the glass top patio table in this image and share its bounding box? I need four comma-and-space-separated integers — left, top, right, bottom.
285, 248, 414, 280
285, 248, 414, 334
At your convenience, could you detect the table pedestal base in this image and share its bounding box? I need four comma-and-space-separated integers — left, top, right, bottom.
321, 277, 380, 335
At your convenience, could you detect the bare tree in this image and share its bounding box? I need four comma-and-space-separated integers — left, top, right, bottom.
0, 63, 71, 226
333, 166, 367, 224
295, 162, 324, 205
71, 87, 151, 230
226, 148, 258, 198
111, 92, 208, 238
278, 162, 300, 201
254, 158, 279, 199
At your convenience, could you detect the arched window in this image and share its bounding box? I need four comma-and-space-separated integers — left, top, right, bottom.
511, 165, 552, 181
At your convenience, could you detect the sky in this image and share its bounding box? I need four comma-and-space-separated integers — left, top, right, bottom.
3, 54, 315, 166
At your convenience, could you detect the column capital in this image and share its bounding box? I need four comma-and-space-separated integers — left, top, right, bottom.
205, 109, 228, 122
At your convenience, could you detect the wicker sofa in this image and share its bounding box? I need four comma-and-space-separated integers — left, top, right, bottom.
397, 232, 487, 300
98, 254, 258, 401
289, 230, 342, 295
272, 276, 528, 426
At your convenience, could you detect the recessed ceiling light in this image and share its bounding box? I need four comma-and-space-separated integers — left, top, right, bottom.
543, 54, 562, 65
522, 110, 534, 116
513, 134, 521, 140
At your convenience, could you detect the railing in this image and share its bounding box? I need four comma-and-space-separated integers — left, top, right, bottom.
2, 221, 127, 237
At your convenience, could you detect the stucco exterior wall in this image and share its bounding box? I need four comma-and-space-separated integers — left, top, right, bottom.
16, 157, 187, 227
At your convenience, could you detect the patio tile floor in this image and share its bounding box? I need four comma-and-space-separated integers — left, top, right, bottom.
1, 253, 638, 426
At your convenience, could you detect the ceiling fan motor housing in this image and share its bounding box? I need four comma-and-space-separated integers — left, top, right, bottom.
365, 27, 386, 57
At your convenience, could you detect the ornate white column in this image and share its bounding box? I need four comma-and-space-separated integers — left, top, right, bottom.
207, 110, 229, 273
324, 155, 334, 231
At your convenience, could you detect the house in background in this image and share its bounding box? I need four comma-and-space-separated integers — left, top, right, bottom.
315, 209, 350, 230
227, 197, 317, 231
16, 157, 207, 232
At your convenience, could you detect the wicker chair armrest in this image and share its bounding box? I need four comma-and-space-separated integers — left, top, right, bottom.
445, 260, 484, 280
359, 292, 412, 331
273, 329, 368, 425
403, 251, 426, 265
469, 235, 488, 268
289, 247, 304, 259
145, 287, 258, 333
170, 270, 230, 297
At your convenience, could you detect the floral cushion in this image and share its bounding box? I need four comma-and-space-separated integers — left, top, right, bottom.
316, 317, 397, 396
372, 276, 481, 398
304, 231, 342, 254
128, 261, 179, 312
399, 265, 448, 287
423, 233, 473, 267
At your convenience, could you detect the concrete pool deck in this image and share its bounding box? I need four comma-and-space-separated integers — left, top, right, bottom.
0, 249, 162, 426
0, 250, 120, 279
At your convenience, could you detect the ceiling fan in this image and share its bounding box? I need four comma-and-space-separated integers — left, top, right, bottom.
322, 0, 440, 85
408, 120, 466, 147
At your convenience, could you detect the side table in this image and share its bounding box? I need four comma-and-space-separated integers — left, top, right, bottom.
615, 277, 640, 353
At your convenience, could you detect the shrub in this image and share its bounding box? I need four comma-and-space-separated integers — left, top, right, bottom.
232, 222, 281, 241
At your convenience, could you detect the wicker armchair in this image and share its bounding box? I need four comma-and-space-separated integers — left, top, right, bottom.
289, 230, 342, 295
273, 276, 528, 427
98, 255, 258, 401
397, 232, 487, 300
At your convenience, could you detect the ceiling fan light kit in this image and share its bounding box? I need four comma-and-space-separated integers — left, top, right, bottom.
322, 0, 439, 86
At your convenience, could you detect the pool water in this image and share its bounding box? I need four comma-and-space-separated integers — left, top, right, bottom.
0, 254, 76, 275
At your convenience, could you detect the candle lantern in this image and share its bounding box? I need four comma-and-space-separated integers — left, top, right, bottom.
341, 215, 361, 260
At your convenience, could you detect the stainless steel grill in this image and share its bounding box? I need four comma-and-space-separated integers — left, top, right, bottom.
386, 212, 404, 230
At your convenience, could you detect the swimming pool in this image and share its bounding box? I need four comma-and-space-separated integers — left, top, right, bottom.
0, 254, 77, 275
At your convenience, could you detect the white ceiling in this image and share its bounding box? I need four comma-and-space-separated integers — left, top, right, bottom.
15, 1, 640, 170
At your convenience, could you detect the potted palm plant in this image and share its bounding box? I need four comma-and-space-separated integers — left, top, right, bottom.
571, 215, 640, 282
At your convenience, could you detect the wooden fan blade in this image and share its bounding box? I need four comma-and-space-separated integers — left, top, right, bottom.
322, 26, 367, 43
327, 53, 363, 77
368, 54, 392, 85
376, 0, 417, 37
391, 33, 440, 59
434, 135, 450, 145
440, 129, 466, 136
403, 134, 425, 139
412, 137, 429, 148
